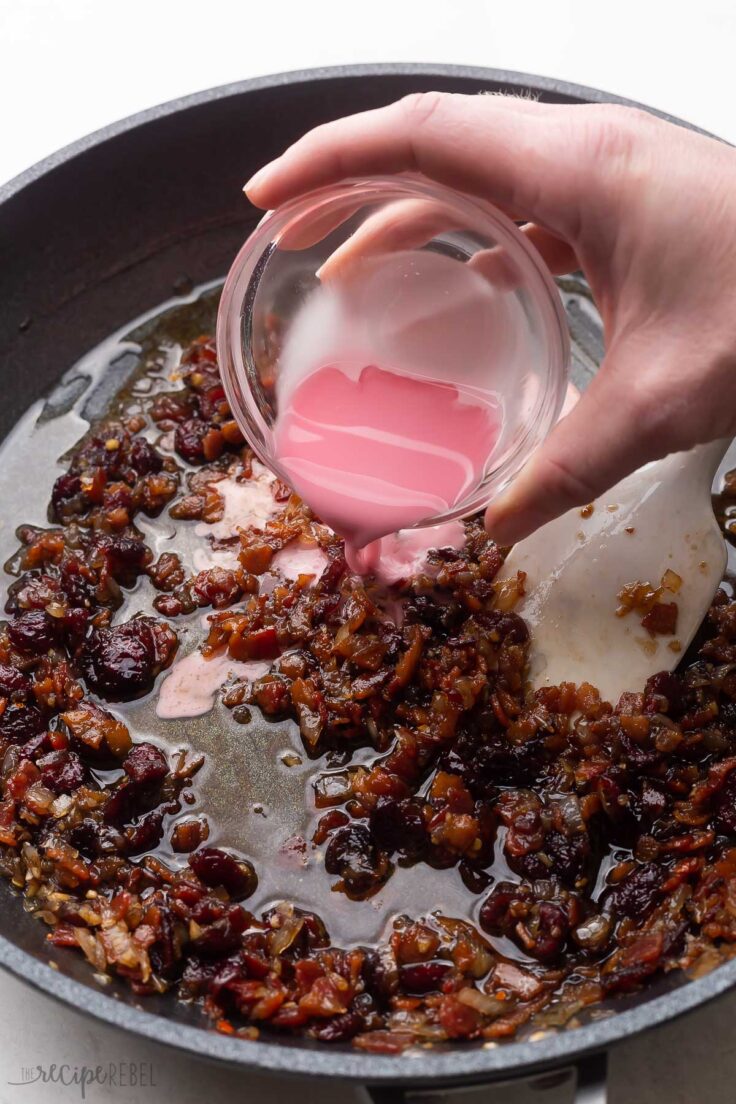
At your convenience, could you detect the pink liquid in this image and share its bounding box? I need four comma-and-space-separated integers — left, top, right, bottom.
273, 362, 500, 571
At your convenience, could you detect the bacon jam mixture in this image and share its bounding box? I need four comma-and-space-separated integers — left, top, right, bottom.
2, 328, 736, 1054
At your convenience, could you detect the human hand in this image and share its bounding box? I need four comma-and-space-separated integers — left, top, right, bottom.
245, 94, 736, 543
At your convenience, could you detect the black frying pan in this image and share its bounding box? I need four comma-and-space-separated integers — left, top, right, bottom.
0, 64, 731, 1103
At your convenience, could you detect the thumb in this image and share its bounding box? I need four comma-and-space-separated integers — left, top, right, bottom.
483, 348, 671, 545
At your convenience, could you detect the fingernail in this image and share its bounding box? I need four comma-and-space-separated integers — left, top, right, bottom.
244, 159, 279, 197
314, 256, 339, 282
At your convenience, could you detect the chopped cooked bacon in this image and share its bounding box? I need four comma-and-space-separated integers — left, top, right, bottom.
2, 322, 736, 1053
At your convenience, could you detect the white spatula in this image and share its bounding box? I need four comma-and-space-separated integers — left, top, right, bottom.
498, 439, 730, 705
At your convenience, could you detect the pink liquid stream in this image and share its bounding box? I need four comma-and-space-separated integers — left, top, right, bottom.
273, 361, 501, 575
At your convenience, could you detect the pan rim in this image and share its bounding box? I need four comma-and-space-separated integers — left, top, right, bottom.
4, 925, 736, 1084
0, 61, 729, 1083
0, 62, 710, 205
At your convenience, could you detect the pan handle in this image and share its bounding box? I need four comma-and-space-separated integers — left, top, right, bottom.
364, 1050, 607, 1104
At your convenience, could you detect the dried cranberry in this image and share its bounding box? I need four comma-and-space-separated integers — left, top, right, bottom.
479, 881, 522, 934
196, 384, 227, 422
80, 617, 176, 699
50, 472, 83, 517
498, 789, 544, 866
292, 908, 330, 951
532, 901, 573, 961
443, 728, 545, 795
404, 595, 464, 632
0, 703, 46, 743
479, 881, 577, 962
324, 824, 390, 894
124, 807, 168, 854
644, 671, 685, 716
182, 337, 218, 372
619, 731, 661, 771
148, 911, 182, 979
459, 861, 493, 894
180, 955, 220, 995
127, 438, 163, 475
311, 1009, 366, 1042
596, 771, 642, 846
190, 905, 249, 957
0, 663, 32, 698
604, 862, 664, 921
5, 572, 56, 615
174, 418, 209, 464
69, 818, 124, 858
189, 847, 257, 900
123, 742, 168, 785
361, 949, 399, 1004
67, 819, 98, 857
103, 782, 142, 826
62, 607, 90, 643
190, 897, 228, 925
369, 797, 427, 858
476, 609, 530, 644
544, 830, 591, 888
95, 535, 150, 583
59, 557, 94, 607
73, 435, 123, 475
37, 749, 85, 794
398, 962, 451, 993
7, 610, 57, 654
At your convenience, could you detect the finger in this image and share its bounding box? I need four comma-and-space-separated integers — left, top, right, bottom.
483, 348, 669, 544
449, 223, 575, 292
520, 224, 579, 276
316, 197, 462, 281
466, 224, 578, 290
245, 94, 605, 241
560, 381, 580, 417
279, 193, 528, 275
245, 92, 549, 203
317, 208, 577, 287
276, 196, 366, 251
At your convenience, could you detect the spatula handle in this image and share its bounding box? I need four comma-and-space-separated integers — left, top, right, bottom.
364, 1052, 608, 1104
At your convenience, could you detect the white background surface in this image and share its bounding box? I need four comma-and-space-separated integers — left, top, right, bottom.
2, 0, 736, 189
2, 1, 736, 1101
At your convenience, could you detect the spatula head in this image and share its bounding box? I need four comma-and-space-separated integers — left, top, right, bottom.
499, 444, 728, 706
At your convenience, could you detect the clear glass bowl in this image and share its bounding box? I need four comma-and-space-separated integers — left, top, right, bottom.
217, 174, 569, 530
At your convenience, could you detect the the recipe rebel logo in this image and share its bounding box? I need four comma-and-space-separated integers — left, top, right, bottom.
7, 1060, 157, 1099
